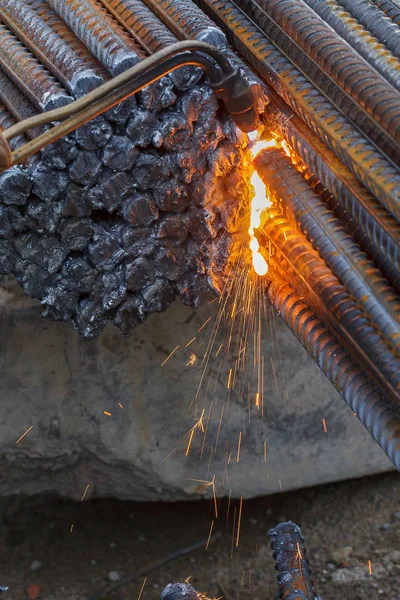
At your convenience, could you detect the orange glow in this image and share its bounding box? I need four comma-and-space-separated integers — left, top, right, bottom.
248, 136, 277, 276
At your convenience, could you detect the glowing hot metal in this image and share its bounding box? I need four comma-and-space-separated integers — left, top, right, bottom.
248, 134, 276, 276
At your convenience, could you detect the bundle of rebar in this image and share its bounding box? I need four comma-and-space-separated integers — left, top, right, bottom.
0, 0, 262, 337
1, 0, 400, 463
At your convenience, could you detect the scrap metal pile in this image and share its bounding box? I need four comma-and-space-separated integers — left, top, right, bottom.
1, 0, 400, 465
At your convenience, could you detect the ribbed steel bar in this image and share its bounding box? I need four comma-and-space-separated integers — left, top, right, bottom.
256, 148, 400, 353
265, 99, 400, 283
0, 22, 72, 111
338, 0, 400, 59
141, 0, 228, 48
194, 0, 400, 222
304, 168, 400, 294
46, 0, 145, 75
371, 0, 400, 25
0, 71, 45, 139
235, 0, 400, 164
25, 0, 108, 76
268, 280, 400, 470
99, 0, 178, 53
0, 0, 105, 98
260, 212, 400, 402
269, 522, 318, 600
296, 0, 400, 92
98, 0, 202, 90
139, 0, 268, 101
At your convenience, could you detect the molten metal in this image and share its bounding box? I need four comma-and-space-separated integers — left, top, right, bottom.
248, 135, 276, 275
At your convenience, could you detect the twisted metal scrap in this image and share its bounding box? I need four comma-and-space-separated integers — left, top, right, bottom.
269, 521, 321, 600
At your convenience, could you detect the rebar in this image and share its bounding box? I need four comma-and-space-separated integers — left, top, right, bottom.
304, 167, 400, 294
46, 0, 144, 75
268, 280, 400, 470
0, 0, 105, 98
25, 0, 108, 77
269, 521, 319, 600
302, 0, 400, 91
371, 0, 400, 25
194, 0, 400, 222
98, 0, 202, 90
141, 0, 228, 48
0, 71, 45, 140
235, 0, 400, 163
260, 212, 400, 404
256, 148, 400, 354
264, 100, 400, 285
0, 22, 72, 110
338, 0, 400, 59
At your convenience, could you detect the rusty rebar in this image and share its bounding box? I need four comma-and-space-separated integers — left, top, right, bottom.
194, 0, 400, 222
269, 521, 319, 600
256, 148, 400, 354
46, 0, 145, 75
25, 0, 108, 76
99, 0, 178, 53
268, 280, 400, 471
338, 0, 400, 59
0, 70, 45, 140
259, 212, 400, 404
141, 0, 228, 48
97, 0, 202, 89
302, 0, 400, 91
0, 0, 105, 98
235, 0, 400, 163
305, 167, 400, 294
264, 100, 400, 282
0, 22, 72, 111
371, 0, 400, 25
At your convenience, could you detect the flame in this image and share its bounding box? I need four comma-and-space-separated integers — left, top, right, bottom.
248, 136, 277, 276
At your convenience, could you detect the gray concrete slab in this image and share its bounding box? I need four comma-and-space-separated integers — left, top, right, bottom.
0, 279, 392, 500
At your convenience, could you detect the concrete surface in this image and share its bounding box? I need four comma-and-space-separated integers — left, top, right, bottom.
0, 278, 393, 500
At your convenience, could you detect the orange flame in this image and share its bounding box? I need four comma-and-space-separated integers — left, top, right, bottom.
248, 134, 277, 275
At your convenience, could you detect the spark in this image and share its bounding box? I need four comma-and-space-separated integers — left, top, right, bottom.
279, 480, 283, 492
186, 429, 195, 456
70, 524, 74, 533
184, 576, 192, 584
236, 432, 242, 463
118, 402, 124, 409
186, 353, 196, 367
205, 520, 214, 550
81, 484, 90, 502
236, 497, 243, 547
137, 577, 147, 600
163, 447, 177, 461
215, 344, 224, 357
368, 560, 373, 576
16, 425, 33, 444
264, 441, 267, 462
296, 542, 303, 575
227, 368, 233, 390
197, 317, 212, 333
240, 570, 246, 587
185, 337, 196, 347
103, 411, 112, 417
322, 418, 328, 433
161, 345, 179, 366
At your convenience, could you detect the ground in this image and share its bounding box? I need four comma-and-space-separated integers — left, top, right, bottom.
1, 471, 400, 600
